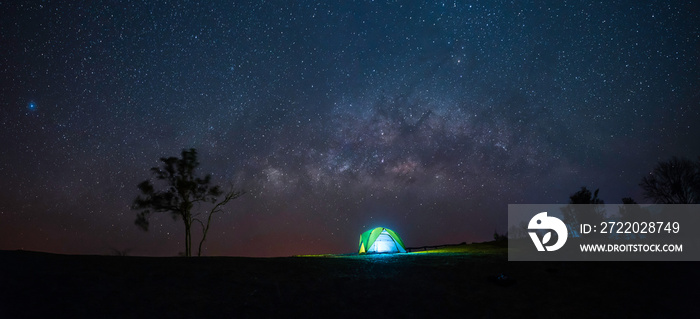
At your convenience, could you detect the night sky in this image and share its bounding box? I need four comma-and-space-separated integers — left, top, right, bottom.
1, 1, 698, 257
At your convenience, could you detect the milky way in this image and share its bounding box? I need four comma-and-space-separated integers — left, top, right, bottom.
1, 1, 698, 256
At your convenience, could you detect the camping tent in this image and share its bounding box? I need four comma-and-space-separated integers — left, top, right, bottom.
358, 227, 407, 254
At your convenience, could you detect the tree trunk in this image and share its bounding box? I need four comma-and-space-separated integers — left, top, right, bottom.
197, 229, 206, 257
183, 214, 192, 257
185, 226, 190, 257
185, 220, 191, 257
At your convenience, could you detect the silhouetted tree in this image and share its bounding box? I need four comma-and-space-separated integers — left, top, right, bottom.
107, 246, 132, 256
640, 156, 700, 204
561, 187, 605, 237
621, 197, 636, 205
132, 148, 244, 256
508, 220, 528, 239
617, 197, 650, 239
493, 229, 508, 242
618, 197, 649, 221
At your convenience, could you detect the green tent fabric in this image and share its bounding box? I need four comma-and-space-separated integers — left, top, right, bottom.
358, 227, 407, 254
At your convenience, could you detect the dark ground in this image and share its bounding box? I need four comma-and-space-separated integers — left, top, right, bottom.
1, 241, 698, 318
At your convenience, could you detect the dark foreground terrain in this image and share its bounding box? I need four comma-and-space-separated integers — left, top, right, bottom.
1, 241, 698, 318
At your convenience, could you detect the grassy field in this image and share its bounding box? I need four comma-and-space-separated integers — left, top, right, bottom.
1, 241, 697, 318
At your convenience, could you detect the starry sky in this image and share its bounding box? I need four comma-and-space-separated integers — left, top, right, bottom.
1, 1, 698, 257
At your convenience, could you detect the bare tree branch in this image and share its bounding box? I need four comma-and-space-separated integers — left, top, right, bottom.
197, 188, 246, 256
640, 157, 700, 204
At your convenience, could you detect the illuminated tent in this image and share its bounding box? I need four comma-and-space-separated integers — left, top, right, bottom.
358, 227, 407, 254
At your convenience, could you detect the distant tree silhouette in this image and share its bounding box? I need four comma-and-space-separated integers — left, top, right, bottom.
617, 197, 650, 239
640, 156, 700, 204
493, 229, 508, 242
621, 197, 636, 205
561, 187, 605, 237
132, 148, 245, 256
507, 220, 528, 239
107, 246, 132, 256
